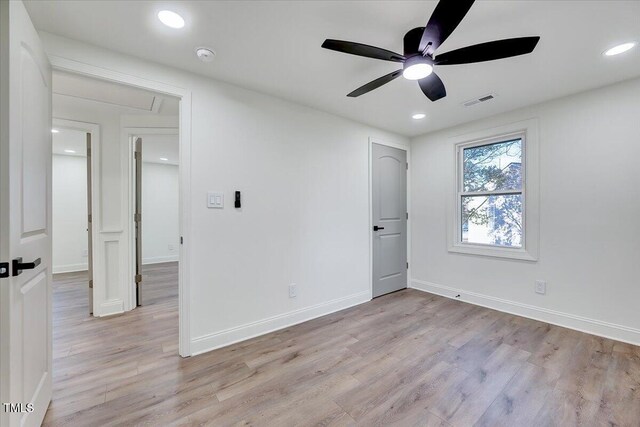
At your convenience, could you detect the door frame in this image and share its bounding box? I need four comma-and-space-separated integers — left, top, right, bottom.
123, 127, 179, 309
51, 118, 99, 314
368, 137, 411, 300
49, 55, 192, 357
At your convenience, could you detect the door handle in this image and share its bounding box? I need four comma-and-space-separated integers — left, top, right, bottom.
373, 226, 385, 231
0, 262, 8, 278
12, 257, 41, 276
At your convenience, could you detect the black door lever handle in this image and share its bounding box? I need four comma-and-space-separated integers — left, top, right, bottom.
12, 257, 41, 276
373, 226, 385, 231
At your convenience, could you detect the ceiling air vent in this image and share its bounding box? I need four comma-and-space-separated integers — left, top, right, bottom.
463, 93, 497, 107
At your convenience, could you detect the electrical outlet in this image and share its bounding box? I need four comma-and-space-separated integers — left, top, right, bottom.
289, 283, 297, 298
535, 280, 546, 295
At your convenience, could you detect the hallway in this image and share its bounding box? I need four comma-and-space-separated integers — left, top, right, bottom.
47, 262, 179, 424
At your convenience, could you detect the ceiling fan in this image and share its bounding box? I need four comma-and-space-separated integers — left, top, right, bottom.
321, 0, 540, 101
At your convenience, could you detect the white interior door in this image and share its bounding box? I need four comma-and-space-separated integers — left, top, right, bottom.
0, 1, 53, 426
372, 143, 407, 298
134, 136, 143, 306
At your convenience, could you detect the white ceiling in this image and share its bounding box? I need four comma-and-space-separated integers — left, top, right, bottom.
52, 128, 179, 165
140, 134, 179, 165
52, 128, 87, 156
54, 71, 179, 115
25, 1, 640, 137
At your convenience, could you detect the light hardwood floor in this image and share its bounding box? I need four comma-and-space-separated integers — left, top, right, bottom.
46, 264, 640, 426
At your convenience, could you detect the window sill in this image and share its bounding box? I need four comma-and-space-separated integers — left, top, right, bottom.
448, 243, 537, 261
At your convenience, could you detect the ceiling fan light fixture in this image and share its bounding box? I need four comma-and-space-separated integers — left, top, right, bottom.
403, 63, 433, 80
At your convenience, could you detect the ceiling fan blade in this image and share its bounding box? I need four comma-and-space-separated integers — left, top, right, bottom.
418, 72, 447, 101
419, 0, 476, 55
322, 39, 405, 63
434, 37, 540, 65
347, 70, 403, 97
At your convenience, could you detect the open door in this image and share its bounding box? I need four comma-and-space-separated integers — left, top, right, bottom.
134, 137, 143, 306
0, 1, 53, 426
87, 133, 94, 314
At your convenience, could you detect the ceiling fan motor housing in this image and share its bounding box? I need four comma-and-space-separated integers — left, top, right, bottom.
404, 27, 429, 57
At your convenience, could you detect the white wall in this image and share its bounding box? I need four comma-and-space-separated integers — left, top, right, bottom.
410, 77, 640, 345
42, 33, 409, 354
142, 162, 179, 264
52, 154, 87, 273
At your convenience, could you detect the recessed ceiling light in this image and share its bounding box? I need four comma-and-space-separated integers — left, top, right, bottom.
157, 10, 185, 29
604, 42, 636, 56
159, 157, 169, 161
195, 47, 216, 63
51, 129, 59, 133
412, 113, 426, 120
64, 149, 76, 154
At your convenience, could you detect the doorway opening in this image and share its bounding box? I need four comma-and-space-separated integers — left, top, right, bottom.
51, 124, 95, 315
130, 130, 180, 307
49, 69, 184, 385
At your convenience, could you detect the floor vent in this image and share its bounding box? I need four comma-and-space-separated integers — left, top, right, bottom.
463, 93, 497, 107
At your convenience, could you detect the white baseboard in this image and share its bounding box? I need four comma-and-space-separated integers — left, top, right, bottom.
190, 290, 371, 356
142, 255, 178, 265
410, 279, 640, 346
97, 299, 124, 317
53, 263, 88, 274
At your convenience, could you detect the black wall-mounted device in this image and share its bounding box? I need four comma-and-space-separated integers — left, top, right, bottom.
235, 191, 241, 208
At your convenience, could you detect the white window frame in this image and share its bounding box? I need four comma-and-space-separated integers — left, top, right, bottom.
448, 119, 539, 261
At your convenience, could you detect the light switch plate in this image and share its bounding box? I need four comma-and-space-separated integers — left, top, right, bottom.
535, 280, 546, 295
207, 192, 224, 208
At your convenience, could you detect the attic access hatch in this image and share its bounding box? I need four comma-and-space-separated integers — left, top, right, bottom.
53, 71, 164, 113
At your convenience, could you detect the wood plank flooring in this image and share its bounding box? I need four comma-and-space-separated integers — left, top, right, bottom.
46, 266, 640, 426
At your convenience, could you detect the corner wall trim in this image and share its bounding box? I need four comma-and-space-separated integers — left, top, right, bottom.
410, 279, 640, 346
190, 291, 370, 356
98, 299, 124, 317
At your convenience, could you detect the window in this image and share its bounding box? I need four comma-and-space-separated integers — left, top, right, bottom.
449, 121, 538, 261
459, 136, 524, 248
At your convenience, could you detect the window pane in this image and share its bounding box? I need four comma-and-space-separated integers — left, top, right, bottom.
463, 139, 522, 192
461, 194, 522, 247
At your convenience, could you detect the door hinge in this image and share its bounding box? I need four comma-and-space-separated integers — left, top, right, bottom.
135, 274, 142, 283
89, 279, 93, 289
88, 214, 92, 223
0, 262, 9, 278
406, 212, 408, 220
406, 162, 408, 170
134, 213, 141, 222
406, 262, 409, 269
180, 236, 183, 244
